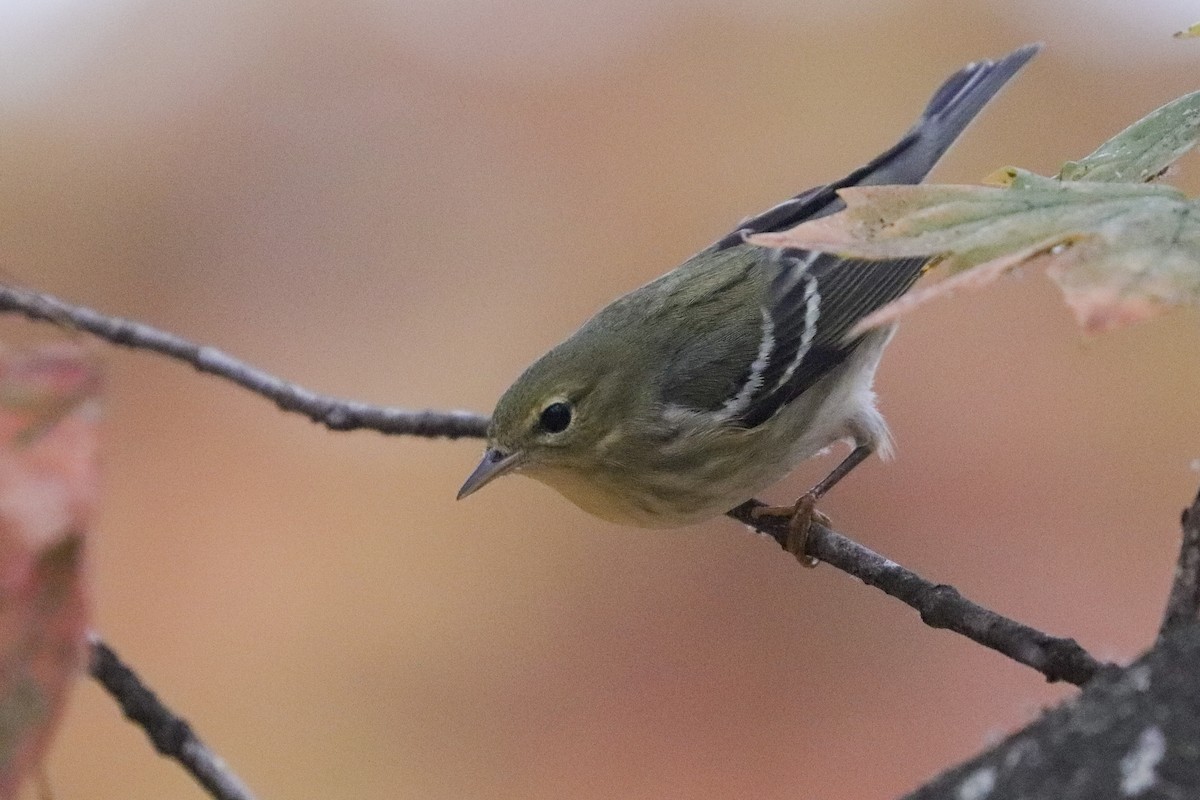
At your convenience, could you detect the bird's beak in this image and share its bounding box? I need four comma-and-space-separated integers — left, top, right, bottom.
457, 448, 522, 500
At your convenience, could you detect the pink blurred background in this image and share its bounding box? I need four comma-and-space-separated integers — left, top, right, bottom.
4, 1, 1200, 797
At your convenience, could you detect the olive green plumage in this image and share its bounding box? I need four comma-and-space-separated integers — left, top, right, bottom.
458, 45, 1039, 525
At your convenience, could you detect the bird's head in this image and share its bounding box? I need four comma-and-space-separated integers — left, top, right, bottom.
457, 328, 643, 501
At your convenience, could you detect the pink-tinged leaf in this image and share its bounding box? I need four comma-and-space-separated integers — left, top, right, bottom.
0, 344, 100, 799
753, 177, 1200, 335
1041, 232, 1200, 334
752, 90, 1200, 336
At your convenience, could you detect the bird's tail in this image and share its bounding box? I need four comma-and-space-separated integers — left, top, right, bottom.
849, 42, 1041, 189
716, 43, 1040, 247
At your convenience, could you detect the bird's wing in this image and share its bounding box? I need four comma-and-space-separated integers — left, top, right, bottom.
733, 250, 926, 428
653, 245, 925, 427
699, 44, 1038, 428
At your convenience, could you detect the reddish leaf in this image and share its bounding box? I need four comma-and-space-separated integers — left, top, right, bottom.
0, 344, 100, 798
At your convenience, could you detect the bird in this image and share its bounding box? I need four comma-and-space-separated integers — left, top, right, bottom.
457, 44, 1039, 564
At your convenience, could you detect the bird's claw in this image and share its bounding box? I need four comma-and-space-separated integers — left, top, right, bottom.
787, 493, 828, 568
751, 492, 829, 568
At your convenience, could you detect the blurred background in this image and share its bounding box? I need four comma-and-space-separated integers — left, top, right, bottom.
3, 0, 1200, 797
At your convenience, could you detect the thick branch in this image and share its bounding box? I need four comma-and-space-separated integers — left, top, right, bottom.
88, 635, 258, 800
729, 501, 1114, 686
0, 284, 488, 439
904, 621, 1200, 800
1158, 486, 1200, 638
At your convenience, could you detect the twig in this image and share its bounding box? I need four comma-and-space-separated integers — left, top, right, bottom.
728, 501, 1114, 686
0, 284, 488, 439
1158, 485, 1200, 638
88, 634, 258, 800
6, 284, 1109, 685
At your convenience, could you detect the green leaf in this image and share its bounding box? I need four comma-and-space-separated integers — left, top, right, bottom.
1175, 20, 1200, 38
752, 180, 1200, 333
1059, 91, 1200, 183
750, 86, 1200, 334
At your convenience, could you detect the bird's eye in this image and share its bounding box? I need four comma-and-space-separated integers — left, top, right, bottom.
538, 401, 573, 434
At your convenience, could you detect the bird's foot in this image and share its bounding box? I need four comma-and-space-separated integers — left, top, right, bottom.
751, 492, 829, 568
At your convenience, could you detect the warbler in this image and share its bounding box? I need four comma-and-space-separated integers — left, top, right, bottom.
459, 45, 1038, 560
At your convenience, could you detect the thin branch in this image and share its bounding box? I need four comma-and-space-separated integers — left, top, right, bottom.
728, 501, 1114, 686
8, 284, 1110, 686
1158, 485, 1200, 638
0, 284, 488, 439
88, 634, 258, 800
